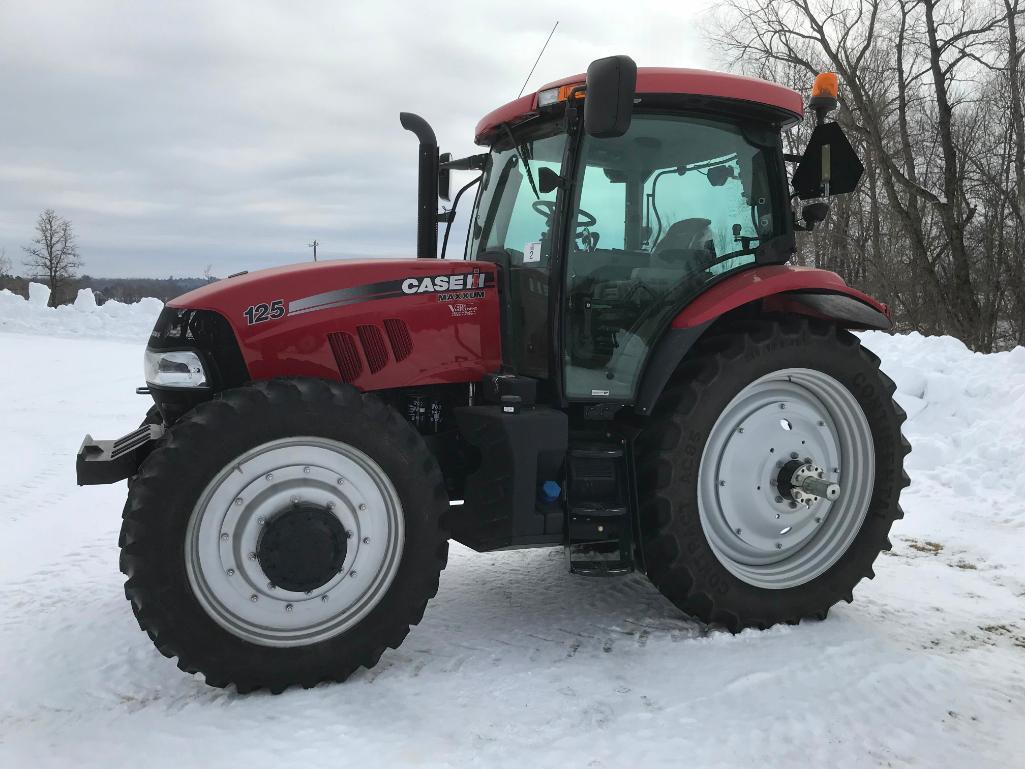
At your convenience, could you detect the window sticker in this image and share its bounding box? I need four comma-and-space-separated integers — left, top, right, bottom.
523, 241, 542, 263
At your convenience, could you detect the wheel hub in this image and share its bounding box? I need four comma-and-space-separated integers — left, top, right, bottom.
184, 438, 405, 647
257, 503, 348, 593
697, 368, 875, 589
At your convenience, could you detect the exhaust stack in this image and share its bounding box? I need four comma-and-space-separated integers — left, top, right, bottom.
399, 112, 439, 259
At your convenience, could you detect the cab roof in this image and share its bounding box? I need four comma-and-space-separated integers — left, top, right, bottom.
474, 67, 804, 144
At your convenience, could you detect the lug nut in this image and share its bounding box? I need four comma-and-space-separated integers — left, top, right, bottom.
291, 496, 300, 505
226, 568, 235, 576
815, 517, 822, 524
738, 427, 745, 434
265, 473, 273, 482
349, 570, 357, 578
321, 595, 329, 602
719, 480, 726, 487
779, 403, 786, 410
303, 466, 311, 474
248, 552, 257, 561
327, 502, 335, 511
220, 532, 229, 541
250, 594, 258, 602
234, 497, 243, 506
336, 478, 345, 485
358, 503, 367, 512
735, 528, 742, 535
362, 536, 370, 544
345, 530, 353, 539
285, 603, 294, 612
257, 517, 266, 526
775, 543, 783, 550
817, 420, 825, 427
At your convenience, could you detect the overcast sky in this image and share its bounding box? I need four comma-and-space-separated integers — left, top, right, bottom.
0, 1, 715, 278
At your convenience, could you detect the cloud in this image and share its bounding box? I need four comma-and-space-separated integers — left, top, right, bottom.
0, 0, 713, 278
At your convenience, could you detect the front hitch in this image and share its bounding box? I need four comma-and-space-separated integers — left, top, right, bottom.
76, 424, 165, 485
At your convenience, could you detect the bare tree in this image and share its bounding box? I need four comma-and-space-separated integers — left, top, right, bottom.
708, 0, 1025, 351
22, 209, 82, 307
0, 247, 11, 278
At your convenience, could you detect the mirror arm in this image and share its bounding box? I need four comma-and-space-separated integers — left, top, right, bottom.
439, 174, 483, 260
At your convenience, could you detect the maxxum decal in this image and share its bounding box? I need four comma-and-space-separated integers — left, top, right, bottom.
287, 270, 492, 317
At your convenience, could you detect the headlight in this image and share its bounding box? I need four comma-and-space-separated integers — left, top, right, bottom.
144, 349, 208, 388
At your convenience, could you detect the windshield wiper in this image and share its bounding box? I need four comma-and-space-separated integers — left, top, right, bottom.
501, 123, 540, 200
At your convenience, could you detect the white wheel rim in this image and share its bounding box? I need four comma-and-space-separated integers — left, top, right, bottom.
697, 368, 875, 589
185, 437, 404, 647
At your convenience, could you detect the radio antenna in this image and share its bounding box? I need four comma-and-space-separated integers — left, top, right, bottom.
517, 21, 559, 98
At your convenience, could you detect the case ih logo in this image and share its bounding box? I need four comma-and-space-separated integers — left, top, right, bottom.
287, 270, 492, 318
401, 272, 487, 295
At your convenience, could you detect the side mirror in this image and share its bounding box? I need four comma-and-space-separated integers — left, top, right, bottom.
792, 123, 864, 199
538, 166, 563, 194
801, 202, 830, 230
438, 152, 451, 201
707, 165, 736, 187
584, 55, 637, 139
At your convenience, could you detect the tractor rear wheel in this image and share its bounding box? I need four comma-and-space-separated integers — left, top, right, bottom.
119, 378, 449, 692
636, 318, 909, 631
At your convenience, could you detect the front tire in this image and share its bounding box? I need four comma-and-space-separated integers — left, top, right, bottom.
636, 318, 910, 631
119, 378, 449, 692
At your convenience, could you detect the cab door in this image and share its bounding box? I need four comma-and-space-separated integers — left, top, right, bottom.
562, 113, 785, 403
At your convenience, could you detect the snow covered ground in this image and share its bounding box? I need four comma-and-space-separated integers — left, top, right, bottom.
1, 291, 1024, 769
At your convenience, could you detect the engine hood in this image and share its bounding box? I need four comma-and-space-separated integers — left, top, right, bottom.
165, 257, 502, 390
169, 258, 490, 317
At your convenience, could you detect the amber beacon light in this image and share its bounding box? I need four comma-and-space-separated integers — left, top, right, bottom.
810, 72, 839, 122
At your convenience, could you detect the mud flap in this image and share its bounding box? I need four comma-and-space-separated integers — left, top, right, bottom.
76, 424, 165, 485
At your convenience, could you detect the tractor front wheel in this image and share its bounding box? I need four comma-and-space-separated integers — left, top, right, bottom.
637, 318, 909, 631
119, 378, 449, 692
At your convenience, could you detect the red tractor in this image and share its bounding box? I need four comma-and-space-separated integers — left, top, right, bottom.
78, 57, 908, 692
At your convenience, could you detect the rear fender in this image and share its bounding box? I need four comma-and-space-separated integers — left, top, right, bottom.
634, 265, 890, 415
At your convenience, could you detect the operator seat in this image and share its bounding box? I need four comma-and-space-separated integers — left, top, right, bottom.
652, 218, 715, 258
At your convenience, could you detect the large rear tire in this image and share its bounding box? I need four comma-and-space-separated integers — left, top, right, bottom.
119, 378, 449, 692
636, 318, 910, 631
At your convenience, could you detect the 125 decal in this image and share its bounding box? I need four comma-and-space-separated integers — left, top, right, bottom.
243, 299, 285, 325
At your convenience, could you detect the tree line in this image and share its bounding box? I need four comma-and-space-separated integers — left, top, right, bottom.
0, 209, 213, 305
710, 0, 1025, 351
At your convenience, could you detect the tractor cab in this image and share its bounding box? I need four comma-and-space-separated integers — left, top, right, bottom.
433, 59, 864, 411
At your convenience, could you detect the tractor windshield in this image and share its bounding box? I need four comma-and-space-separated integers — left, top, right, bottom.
563, 113, 784, 401
465, 124, 568, 377
466, 128, 568, 262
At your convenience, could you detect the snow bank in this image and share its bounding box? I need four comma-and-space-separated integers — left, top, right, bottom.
859, 330, 1025, 525
0, 329, 1022, 768
0, 283, 163, 343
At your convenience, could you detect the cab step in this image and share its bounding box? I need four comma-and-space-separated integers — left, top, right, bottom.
566, 444, 635, 576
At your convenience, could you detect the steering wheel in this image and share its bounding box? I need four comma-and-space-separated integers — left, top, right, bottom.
531, 200, 597, 229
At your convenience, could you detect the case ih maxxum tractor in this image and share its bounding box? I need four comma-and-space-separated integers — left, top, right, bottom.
77, 57, 909, 692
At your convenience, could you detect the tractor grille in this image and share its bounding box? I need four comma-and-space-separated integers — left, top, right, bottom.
357, 324, 389, 373
327, 332, 363, 383
384, 318, 413, 361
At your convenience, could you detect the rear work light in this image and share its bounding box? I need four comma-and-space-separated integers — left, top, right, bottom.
537, 83, 586, 108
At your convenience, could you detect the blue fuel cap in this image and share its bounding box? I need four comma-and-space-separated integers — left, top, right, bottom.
540, 481, 561, 504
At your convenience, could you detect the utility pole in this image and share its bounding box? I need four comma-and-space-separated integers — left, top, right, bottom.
308, 240, 319, 261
